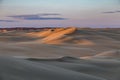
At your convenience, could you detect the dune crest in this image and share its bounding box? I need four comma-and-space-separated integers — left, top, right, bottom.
26, 28, 65, 38
74, 39, 94, 45
26, 27, 95, 45
26, 30, 52, 37
0, 29, 7, 33
94, 50, 120, 58
40, 27, 76, 44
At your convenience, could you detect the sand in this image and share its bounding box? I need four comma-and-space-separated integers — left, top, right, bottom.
40, 27, 76, 44
0, 28, 120, 80
0, 56, 119, 80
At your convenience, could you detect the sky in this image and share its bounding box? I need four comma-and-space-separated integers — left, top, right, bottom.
0, 0, 120, 28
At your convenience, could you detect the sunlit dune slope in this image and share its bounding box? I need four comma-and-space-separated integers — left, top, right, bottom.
73, 39, 94, 45
26, 28, 65, 37
82, 50, 120, 59
94, 50, 120, 58
41, 36, 73, 44
26, 27, 95, 45
40, 27, 76, 44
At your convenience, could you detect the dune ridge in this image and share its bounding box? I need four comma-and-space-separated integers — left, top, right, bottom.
1, 56, 118, 80
94, 50, 120, 58
0, 28, 120, 80
26, 28, 65, 38
25, 27, 96, 45
40, 27, 76, 44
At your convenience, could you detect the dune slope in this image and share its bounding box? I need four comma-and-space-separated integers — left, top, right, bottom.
0, 56, 106, 80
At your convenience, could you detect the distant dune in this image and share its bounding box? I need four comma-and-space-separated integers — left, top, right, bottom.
27, 27, 94, 45
40, 27, 76, 44
26, 28, 65, 38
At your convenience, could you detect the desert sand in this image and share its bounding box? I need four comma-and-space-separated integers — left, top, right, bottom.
0, 27, 120, 80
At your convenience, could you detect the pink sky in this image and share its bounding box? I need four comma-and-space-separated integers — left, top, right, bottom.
0, 0, 120, 28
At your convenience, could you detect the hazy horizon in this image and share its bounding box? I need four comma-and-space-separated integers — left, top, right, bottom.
0, 0, 120, 28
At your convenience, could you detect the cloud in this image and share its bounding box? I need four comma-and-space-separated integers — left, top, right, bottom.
103, 11, 116, 13
103, 10, 120, 14
8, 13, 67, 20
38, 13, 61, 16
0, 20, 16, 22
116, 10, 120, 12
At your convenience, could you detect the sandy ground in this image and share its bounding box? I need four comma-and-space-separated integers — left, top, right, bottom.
0, 28, 120, 80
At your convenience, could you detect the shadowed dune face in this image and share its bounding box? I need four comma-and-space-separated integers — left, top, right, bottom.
0, 56, 106, 80
0, 56, 119, 80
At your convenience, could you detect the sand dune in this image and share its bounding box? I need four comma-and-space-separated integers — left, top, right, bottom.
41, 36, 73, 44
40, 27, 76, 44
0, 57, 120, 80
26, 28, 65, 38
74, 39, 94, 45
0, 28, 120, 80
81, 50, 120, 59
0, 56, 108, 80
26, 30, 52, 37
38, 27, 94, 45
0, 56, 119, 80
0, 28, 119, 57
27, 27, 94, 45
94, 50, 120, 58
